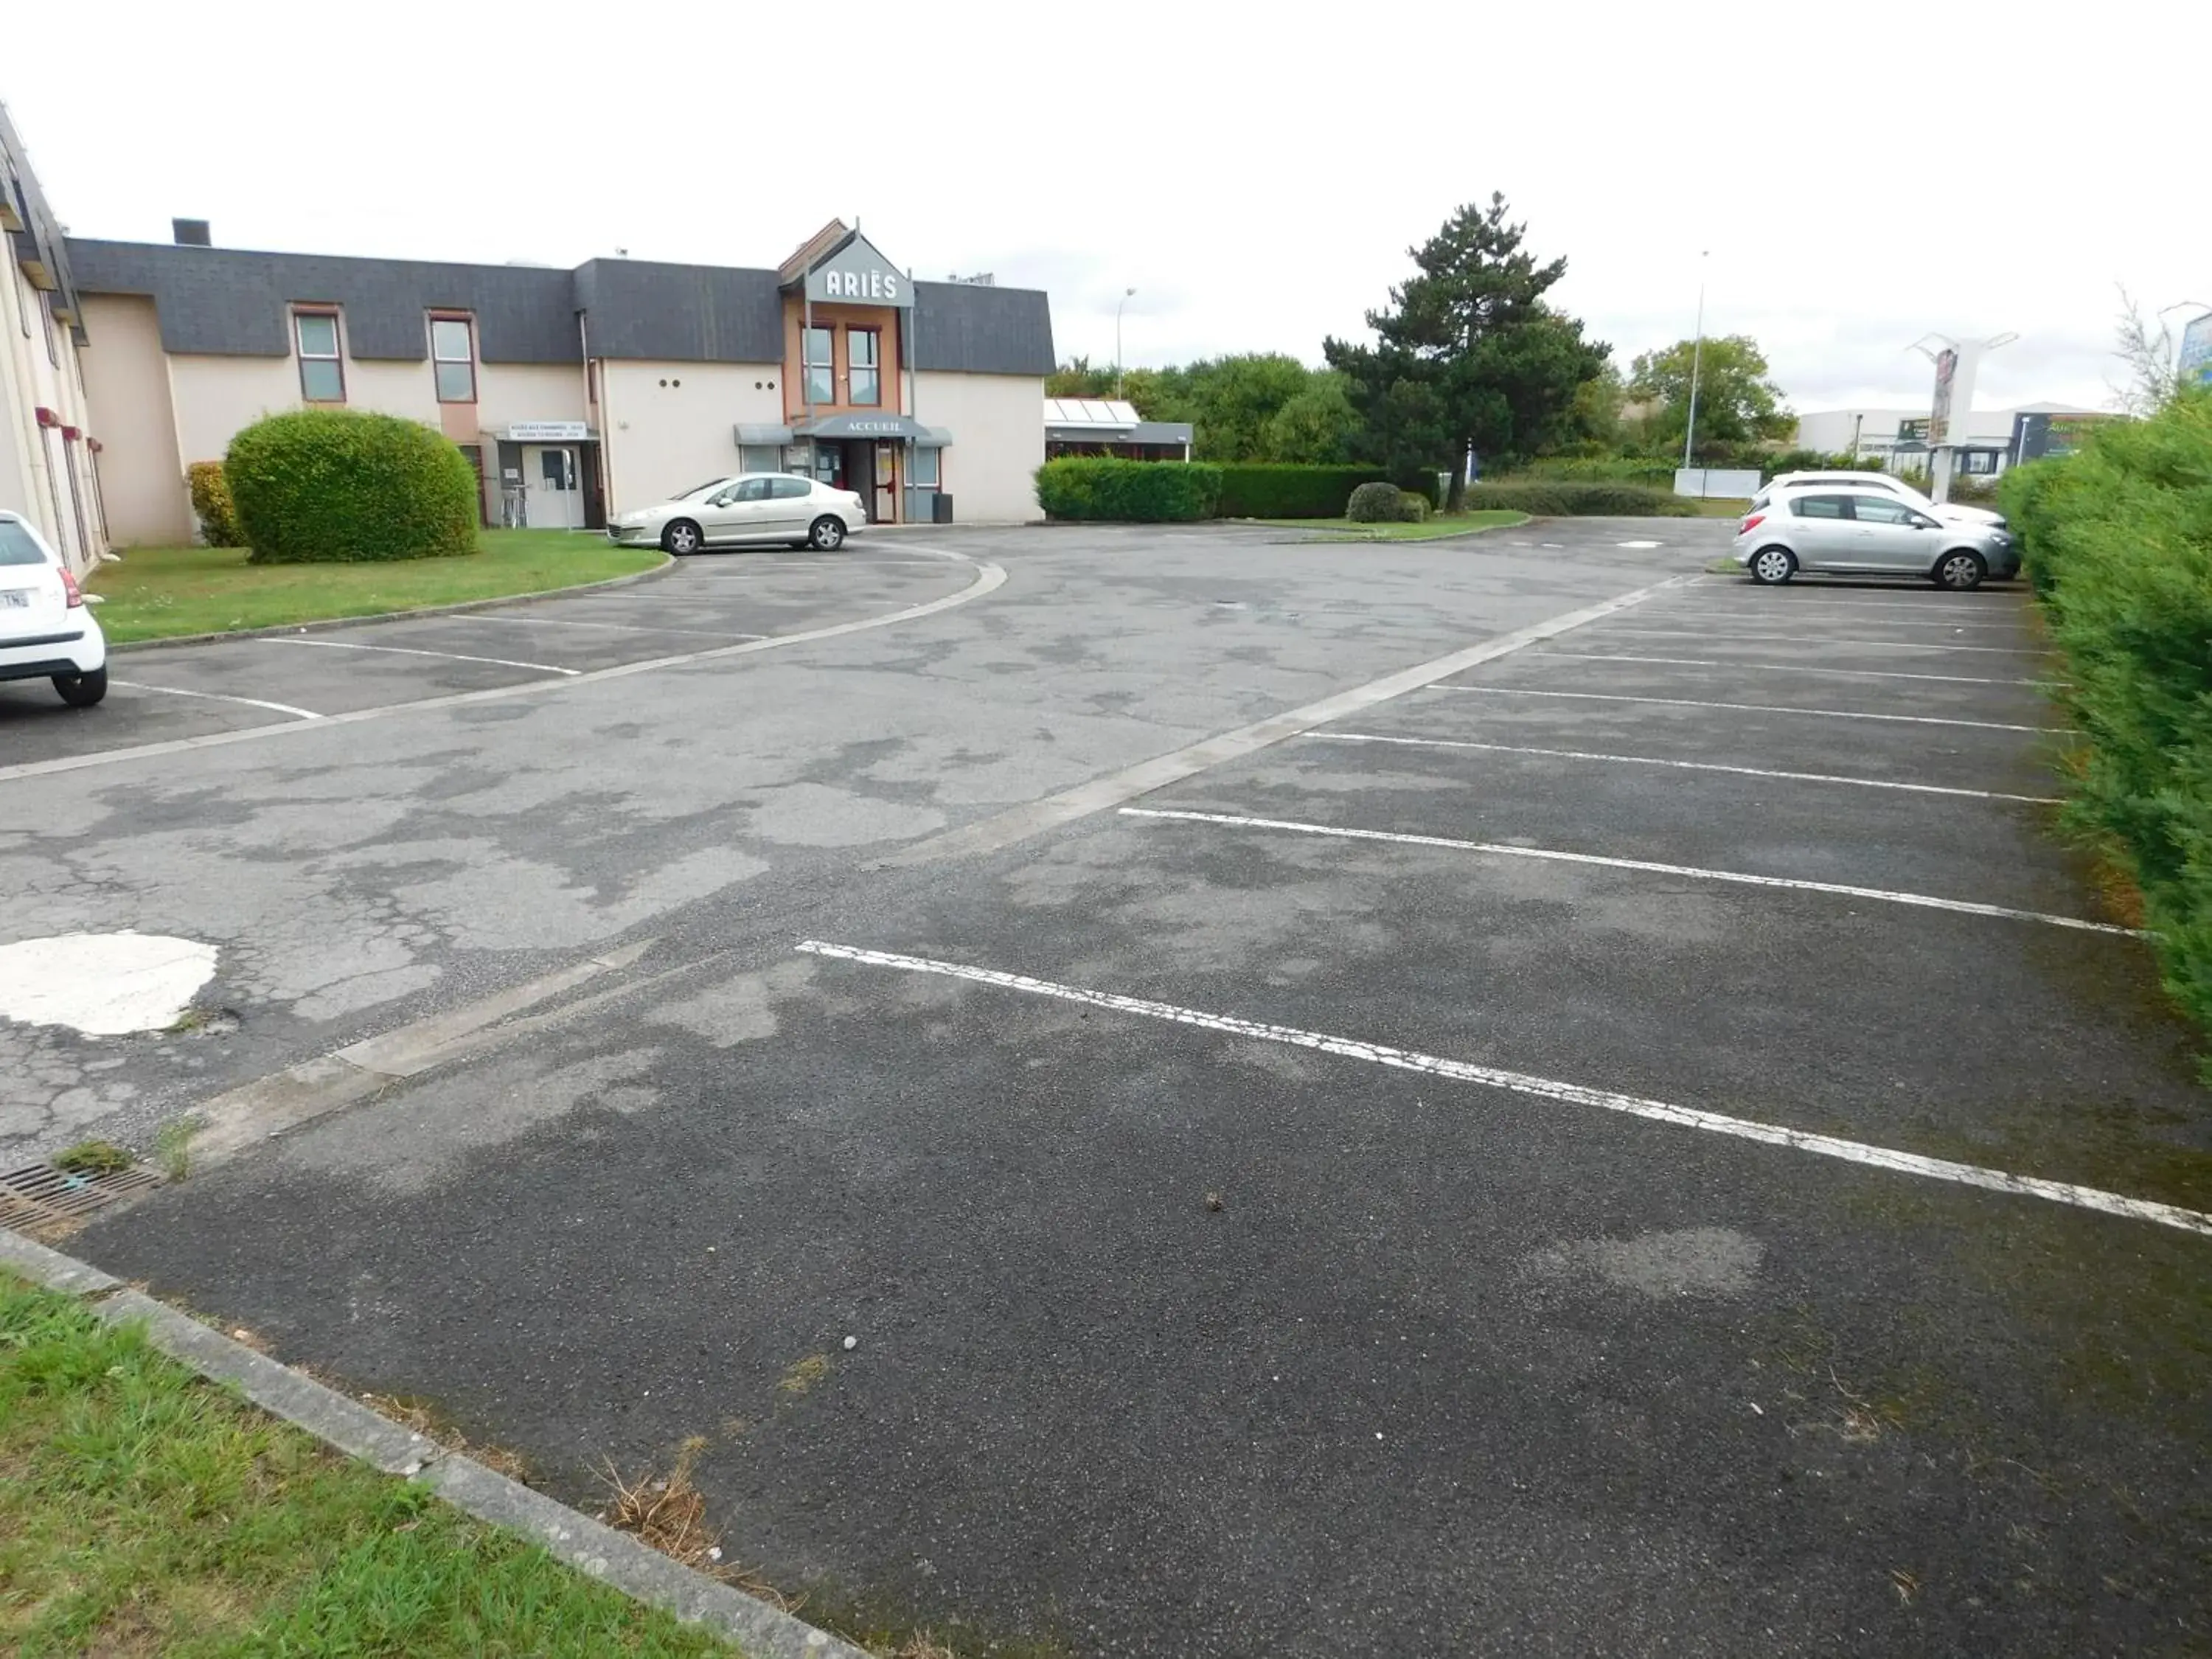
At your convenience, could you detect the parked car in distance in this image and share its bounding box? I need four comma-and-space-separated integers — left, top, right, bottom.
0, 511, 106, 706
1753, 470, 2004, 528
608, 474, 867, 554
1733, 488, 2019, 590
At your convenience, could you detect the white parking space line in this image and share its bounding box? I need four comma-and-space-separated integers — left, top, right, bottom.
1309, 732, 2061, 804
796, 941, 2210, 1238
471, 614, 769, 641
1119, 807, 2134, 935
1528, 650, 2042, 686
1644, 612, 2021, 633
1660, 600, 2026, 618
1588, 627, 2045, 656
111, 681, 323, 720
255, 637, 580, 675
1432, 684, 2065, 733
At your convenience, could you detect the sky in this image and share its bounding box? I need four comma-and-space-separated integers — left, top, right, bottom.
7, 1, 2202, 420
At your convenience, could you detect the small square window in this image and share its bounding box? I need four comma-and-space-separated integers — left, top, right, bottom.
911, 447, 941, 488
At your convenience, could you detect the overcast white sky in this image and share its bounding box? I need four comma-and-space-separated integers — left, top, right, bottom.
9, 1, 2201, 417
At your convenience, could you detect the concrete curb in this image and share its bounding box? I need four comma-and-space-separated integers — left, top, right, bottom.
1, 1222, 866, 1659
105, 553, 678, 653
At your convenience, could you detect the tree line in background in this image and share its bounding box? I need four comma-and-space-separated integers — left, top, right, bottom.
1049, 192, 1796, 503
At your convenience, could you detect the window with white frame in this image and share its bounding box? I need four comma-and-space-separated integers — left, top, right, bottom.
911, 445, 942, 488
430, 316, 476, 403
803, 326, 834, 405
847, 327, 880, 405
294, 311, 344, 402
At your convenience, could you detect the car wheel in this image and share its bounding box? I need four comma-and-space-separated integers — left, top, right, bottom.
1748, 546, 1796, 585
808, 515, 846, 552
1933, 549, 1986, 591
52, 667, 108, 708
661, 519, 703, 555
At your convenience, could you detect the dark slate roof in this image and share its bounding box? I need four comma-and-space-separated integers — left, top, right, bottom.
913, 282, 1054, 375
63, 238, 1056, 376
571, 257, 783, 363
64, 240, 580, 362
2, 100, 85, 343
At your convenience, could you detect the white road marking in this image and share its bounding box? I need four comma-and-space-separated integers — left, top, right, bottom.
2, 548, 1004, 785
1641, 612, 2020, 633
793, 941, 2210, 1239
1528, 650, 2042, 687
1430, 683, 2065, 733
1309, 731, 2061, 804
113, 680, 323, 720
1118, 806, 2135, 935
257, 636, 580, 675
1615, 540, 1662, 549
1587, 627, 2042, 656
472, 613, 769, 641
882, 573, 1698, 866
1658, 598, 2023, 616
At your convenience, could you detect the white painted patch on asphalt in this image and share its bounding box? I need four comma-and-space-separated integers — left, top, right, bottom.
794, 940, 2212, 1239
1590, 627, 2042, 656
257, 636, 580, 675
1615, 540, 1662, 549
1431, 683, 2065, 733
1528, 650, 2043, 687
112, 680, 324, 720
1118, 806, 2137, 935
0, 931, 218, 1035
1309, 733, 2061, 804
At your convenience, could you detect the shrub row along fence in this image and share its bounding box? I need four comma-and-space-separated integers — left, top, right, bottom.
2001, 391, 2212, 1067
1036, 459, 1691, 523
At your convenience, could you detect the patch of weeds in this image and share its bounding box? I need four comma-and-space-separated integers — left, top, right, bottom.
50, 1139, 134, 1176
778, 1352, 831, 1399
153, 1115, 198, 1184
599, 1436, 790, 1609
359, 1391, 532, 1485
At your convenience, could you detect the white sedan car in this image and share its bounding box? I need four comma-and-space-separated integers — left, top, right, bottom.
608, 474, 867, 555
1753, 470, 2003, 529
0, 510, 106, 707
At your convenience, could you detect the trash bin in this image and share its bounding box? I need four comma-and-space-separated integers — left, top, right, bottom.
931, 493, 954, 524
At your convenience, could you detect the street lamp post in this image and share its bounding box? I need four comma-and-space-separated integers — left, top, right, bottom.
1680, 251, 1708, 471
1115, 288, 1135, 398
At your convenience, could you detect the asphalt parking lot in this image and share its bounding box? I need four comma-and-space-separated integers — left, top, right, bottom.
12, 518, 2208, 1655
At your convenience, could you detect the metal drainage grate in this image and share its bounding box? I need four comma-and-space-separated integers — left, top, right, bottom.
0, 1160, 163, 1231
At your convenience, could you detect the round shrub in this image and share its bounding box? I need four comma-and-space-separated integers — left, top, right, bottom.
1397, 491, 1430, 523
226, 409, 479, 563
1345, 481, 1403, 523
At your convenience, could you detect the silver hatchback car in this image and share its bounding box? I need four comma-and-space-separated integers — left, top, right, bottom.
1733, 487, 2020, 590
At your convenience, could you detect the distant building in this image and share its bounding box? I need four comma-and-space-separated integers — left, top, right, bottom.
1792, 403, 2104, 478
1043, 398, 1193, 461
1, 100, 105, 575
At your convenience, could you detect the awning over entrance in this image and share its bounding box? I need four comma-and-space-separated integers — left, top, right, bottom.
793, 411, 944, 442
733, 422, 795, 446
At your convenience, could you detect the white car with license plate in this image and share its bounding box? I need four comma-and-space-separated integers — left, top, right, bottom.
608, 473, 867, 555
0, 511, 106, 707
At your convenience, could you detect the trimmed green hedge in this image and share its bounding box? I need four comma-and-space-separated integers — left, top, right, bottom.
226, 410, 479, 563
1517, 456, 1679, 489
1463, 481, 1697, 517
2001, 392, 2212, 1063
1036, 458, 1222, 522
1215, 465, 1389, 519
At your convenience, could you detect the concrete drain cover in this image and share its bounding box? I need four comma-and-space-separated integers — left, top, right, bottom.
0, 1159, 162, 1232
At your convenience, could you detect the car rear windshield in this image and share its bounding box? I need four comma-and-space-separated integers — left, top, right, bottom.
0, 521, 51, 565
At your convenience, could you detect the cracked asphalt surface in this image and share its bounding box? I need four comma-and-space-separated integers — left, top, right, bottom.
9, 518, 2209, 1655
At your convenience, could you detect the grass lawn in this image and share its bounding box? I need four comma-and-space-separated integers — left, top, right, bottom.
0, 1272, 734, 1656
86, 529, 666, 644
1256, 509, 1527, 541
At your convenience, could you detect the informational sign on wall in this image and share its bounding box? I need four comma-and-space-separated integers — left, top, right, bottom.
505, 422, 591, 442
803, 232, 914, 310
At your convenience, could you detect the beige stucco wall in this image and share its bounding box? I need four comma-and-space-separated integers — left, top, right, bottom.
76, 293, 191, 546
344, 358, 439, 425
3, 260, 104, 569
165, 353, 300, 472
914, 372, 1044, 523
598, 360, 781, 515
474, 362, 589, 439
